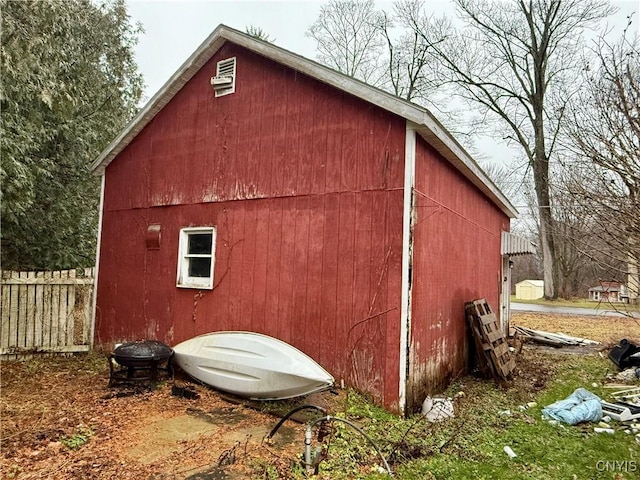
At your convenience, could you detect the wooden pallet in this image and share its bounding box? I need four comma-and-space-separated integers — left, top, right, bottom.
465, 299, 514, 381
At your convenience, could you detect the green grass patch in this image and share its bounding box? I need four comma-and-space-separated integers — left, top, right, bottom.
60, 426, 94, 450
306, 353, 639, 479
511, 295, 599, 309
510, 295, 640, 312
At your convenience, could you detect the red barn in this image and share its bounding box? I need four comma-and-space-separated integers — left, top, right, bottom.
91, 25, 525, 413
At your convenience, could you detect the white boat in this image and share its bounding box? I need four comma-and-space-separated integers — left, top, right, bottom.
172, 331, 334, 400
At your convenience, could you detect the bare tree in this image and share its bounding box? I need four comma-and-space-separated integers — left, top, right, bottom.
306, 0, 385, 84
555, 162, 632, 292
405, 0, 615, 299
306, 0, 447, 105
551, 187, 611, 298
480, 161, 528, 205
563, 24, 640, 303
379, 1, 448, 103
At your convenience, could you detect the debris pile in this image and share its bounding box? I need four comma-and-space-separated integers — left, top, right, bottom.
608, 339, 640, 369
514, 326, 599, 347
601, 341, 640, 423
605, 338, 640, 390
541, 388, 603, 425
541, 387, 640, 442
537, 344, 640, 444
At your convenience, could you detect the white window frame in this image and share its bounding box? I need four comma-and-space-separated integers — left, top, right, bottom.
176, 227, 216, 289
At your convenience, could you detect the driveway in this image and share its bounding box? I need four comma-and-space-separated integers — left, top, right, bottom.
511, 302, 640, 318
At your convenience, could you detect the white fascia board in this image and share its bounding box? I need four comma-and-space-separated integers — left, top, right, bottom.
399, 122, 416, 414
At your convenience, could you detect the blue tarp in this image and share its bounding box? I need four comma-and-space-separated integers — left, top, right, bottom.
542, 388, 603, 425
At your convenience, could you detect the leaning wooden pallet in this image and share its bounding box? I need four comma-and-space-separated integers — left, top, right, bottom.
465, 299, 515, 381
465, 304, 495, 378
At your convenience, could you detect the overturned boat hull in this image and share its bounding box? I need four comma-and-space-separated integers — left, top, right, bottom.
172, 331, 334, 400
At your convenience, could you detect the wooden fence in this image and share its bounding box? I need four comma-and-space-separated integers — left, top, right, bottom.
0, 268, 95, 358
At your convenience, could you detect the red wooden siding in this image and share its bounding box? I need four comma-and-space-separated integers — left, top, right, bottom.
407, 136, 510, 410
96, 194, 404, 409
103, 43, 405, 210
96, 44, 407, 410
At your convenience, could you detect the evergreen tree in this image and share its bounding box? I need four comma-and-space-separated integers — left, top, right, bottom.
1, 0, 143, 270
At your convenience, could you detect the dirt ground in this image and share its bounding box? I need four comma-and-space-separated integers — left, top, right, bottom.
2, 312, 639, 480
0, 354, 342, 480
512, 311, 640, 345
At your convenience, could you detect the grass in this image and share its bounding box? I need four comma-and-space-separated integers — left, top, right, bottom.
510, 295, 640, 312
304, 352, 640, 480
511, 295, 601, 309
60, 426, 94, 450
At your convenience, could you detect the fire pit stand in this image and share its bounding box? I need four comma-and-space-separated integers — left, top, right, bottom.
108, 340, 174, 387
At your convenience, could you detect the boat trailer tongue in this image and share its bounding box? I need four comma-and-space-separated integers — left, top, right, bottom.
108, 340, 173, 387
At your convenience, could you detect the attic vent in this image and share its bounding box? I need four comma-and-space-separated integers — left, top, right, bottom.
211, 57, 236, 97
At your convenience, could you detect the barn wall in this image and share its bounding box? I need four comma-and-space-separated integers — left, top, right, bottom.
96, 43, 407, 410
103, 43, 405, 210
407, 136, 510, 411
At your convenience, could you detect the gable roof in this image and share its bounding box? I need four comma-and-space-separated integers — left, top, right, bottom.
589, 282, 623, 292
91, 24, 517, 218
516, 280, 544, 287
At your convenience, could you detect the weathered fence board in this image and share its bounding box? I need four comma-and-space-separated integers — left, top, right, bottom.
1, 281, 10, 349
0, 269, 95, 358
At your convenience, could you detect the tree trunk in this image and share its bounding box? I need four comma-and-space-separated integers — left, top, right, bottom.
532, 113, 557, 299
537, 204, 556, 299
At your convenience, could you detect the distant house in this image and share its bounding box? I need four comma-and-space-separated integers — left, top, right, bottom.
588, 282, 626, 303
90, 25, 533, 413
515, 280, 544, 300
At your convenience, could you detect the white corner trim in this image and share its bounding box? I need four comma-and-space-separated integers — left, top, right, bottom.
399, 122, 417, 414
90, 174, 106, 347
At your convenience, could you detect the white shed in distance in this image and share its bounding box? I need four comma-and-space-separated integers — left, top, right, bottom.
515, 280, 544, 300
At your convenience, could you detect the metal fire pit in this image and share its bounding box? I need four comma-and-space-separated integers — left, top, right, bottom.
108, 340, 173, 386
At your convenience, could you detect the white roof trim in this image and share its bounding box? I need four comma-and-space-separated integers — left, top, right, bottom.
91, 24, 517, 218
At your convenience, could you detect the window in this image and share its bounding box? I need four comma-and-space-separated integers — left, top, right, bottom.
177, 227, 216, 289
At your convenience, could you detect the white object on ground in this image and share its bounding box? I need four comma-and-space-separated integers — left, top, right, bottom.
503, 446, 517, 458
173, 331, 334, 400
594, 427, 615, 434
421, 396, 454, 422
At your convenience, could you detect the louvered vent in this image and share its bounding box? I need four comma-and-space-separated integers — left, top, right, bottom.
211, 57, 236, 97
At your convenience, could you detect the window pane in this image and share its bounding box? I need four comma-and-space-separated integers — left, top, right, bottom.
189, 257, 211, 278
188, 233, 212, 254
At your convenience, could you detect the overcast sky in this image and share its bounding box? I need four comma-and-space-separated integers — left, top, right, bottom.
125, 0, 639, 167
127, 0, 386, 99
